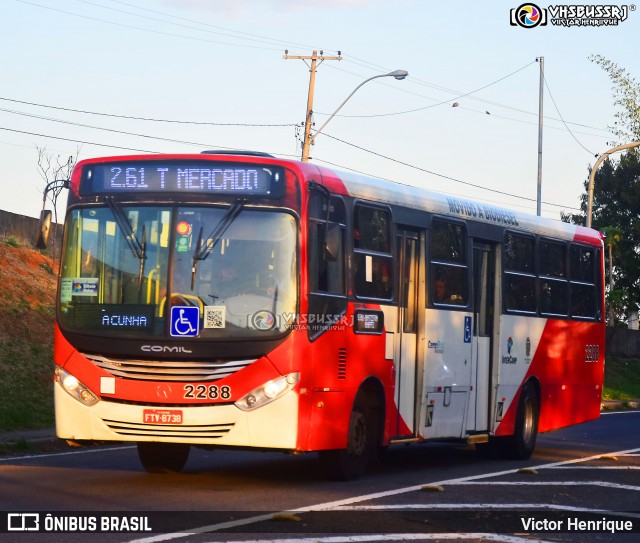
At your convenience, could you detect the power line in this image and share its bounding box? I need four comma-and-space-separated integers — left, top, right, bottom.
0, 125, 161, 154
320, 132, 581, 212
326, 59, 611, 135
0, 96, 295, 127
17, 0, 610, 139
313, 155, 571, 219
319, 61, 537, 118
0, 119, 582, 213
542, 73, 598, 156
0, 125, 300, 159
0, 107, 264, 149
452, 103, 610, 139
92, 0, 333, 53
16, 0, 284, 51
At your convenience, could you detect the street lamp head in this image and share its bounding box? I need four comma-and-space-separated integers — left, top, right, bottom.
388, 69, 409, 80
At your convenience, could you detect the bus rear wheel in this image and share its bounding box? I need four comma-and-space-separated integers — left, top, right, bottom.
501, 382, 539, 460
137, 442, 191, 473
319, 399, 371, 481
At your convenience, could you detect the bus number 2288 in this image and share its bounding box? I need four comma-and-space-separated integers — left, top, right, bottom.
183, 384, 232, 400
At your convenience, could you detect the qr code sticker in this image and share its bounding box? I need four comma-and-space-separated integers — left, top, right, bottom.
204, 306, 226, 329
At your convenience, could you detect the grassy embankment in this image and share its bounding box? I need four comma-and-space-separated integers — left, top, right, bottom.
0, 239, 639, 434
0, 238, 57, 431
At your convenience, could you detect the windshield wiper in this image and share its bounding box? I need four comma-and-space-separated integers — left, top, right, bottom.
191, 199, 246, 290
105, 197, 147, 261
137, 225, 147, 291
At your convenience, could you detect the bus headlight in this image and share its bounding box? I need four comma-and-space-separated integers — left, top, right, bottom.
235, 373, 299, 411
55, 367, 99, 406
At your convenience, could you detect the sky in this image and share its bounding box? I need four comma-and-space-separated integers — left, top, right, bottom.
1, 0, 638, 222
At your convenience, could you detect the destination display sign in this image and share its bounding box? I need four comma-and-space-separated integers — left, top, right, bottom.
81, 161, 284, 197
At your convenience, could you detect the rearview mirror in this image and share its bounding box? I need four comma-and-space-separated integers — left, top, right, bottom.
36, 209, 52, 249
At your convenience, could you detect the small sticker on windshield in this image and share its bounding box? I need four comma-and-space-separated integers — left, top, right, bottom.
204, 305, 226, 329
68, 277, 99, 296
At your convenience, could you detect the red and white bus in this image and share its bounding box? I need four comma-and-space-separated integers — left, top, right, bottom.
54, 151, 605, 479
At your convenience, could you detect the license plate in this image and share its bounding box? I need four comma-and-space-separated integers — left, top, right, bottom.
143, 409, 183, 425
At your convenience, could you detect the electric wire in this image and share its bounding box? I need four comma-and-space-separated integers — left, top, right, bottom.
318, 61, 537, 118
7, 2, 597, 213
0, 125, 300, 159
0, 97, 295, 127
543, 73, 598, 156
323, 60, 611, 135
74, 0, 321, 51
320, 132, 582, 212
312, 155, 578, 218
0, 106, 269, 149
95, 0, 334, 53
16, 0, 284, 51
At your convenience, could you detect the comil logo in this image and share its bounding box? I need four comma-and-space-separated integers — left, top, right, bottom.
510, 3, 548, 27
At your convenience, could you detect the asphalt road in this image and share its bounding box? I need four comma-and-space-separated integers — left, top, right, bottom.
0, 411, 638, 543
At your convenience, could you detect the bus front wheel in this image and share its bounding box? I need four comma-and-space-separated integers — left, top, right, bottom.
319, 399, 371, 481
137, 442, 191, 473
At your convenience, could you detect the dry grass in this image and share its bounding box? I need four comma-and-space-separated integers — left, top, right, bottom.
0, 241, 58, 430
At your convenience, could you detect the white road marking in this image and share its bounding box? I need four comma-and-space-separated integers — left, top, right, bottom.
444, 481, 640, 491
125, 447, 640, 543
332, 504, 640, 519
0, 445, 134, 462
546, 466, 640, 469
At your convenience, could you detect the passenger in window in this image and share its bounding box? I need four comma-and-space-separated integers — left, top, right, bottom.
434, 278, 449, 303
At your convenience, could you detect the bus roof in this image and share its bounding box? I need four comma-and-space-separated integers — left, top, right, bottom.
72, 153, 601, 246
319, 166, 601, 246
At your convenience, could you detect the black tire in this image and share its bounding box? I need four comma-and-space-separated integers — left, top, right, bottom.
319, 399, 371, 481
500, 382, 539, 460
137, 442, 190, 473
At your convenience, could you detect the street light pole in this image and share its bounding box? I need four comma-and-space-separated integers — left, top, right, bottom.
586, 141, 640, 228
301, 69, 409, 162
536, 56, 544, 216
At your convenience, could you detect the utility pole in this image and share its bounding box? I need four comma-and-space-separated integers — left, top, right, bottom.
536, 56, 544, 216
284, 50, 342, 162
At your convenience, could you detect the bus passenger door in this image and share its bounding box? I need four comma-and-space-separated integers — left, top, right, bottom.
392, 229, 423, 439
468, 242, 496, 432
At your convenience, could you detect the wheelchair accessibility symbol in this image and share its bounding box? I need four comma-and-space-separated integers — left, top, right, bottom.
170, 306, 200, 337
464, 316, 472, 343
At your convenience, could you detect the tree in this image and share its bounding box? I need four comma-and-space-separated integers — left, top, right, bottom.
562, 152, 640, 322
36, 145, 79, 225
561, 57, 640, 322
589, 55, 640, 144
601, 226, 623, 325
35, 146, 80, 253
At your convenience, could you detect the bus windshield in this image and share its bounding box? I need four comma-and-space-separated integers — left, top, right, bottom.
58, 205, 297, 339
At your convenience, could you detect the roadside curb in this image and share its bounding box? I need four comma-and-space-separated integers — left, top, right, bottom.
601, 399, 640, 410
0, 427, 57, 445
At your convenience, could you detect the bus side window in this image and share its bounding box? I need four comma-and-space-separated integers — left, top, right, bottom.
308, 192, 347, 338
503, 232, 537, 314
353, 204, 393, 300
429, 218, 469, 307
569, 244, 600, 320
